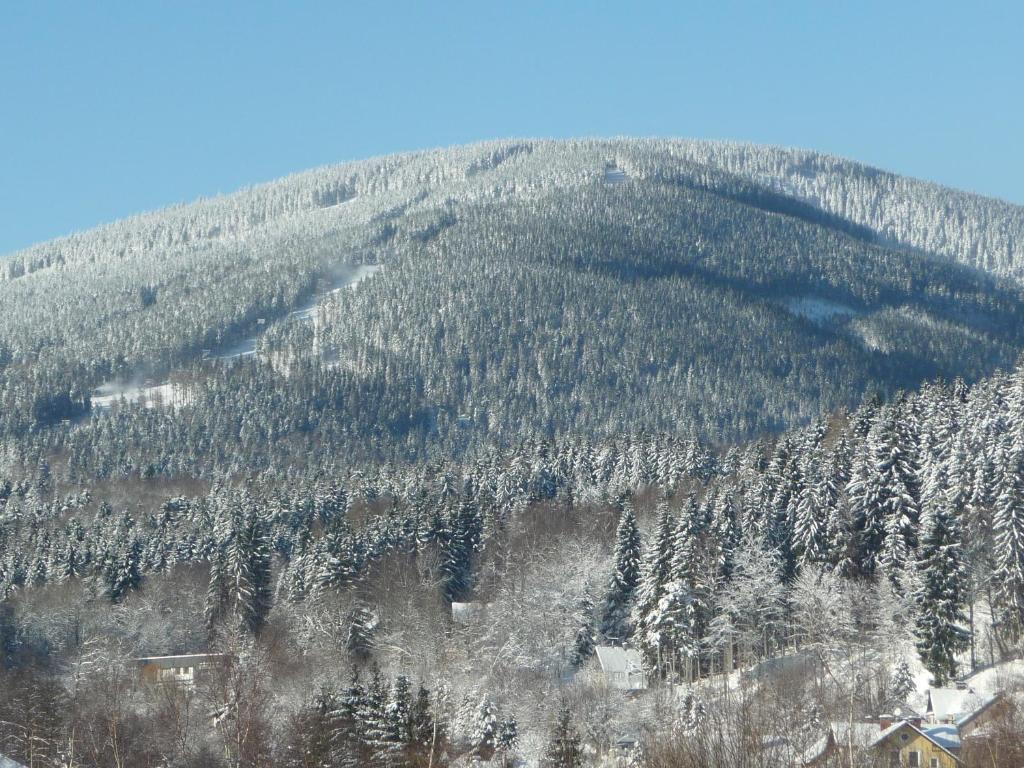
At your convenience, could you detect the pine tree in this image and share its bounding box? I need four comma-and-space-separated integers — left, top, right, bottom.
633, 502, 674, 650
601, 501, 642, 642
205, 496, 273, 636
106, 535, 142, 602
474, 698, 499, 758
496, 716, 519, 767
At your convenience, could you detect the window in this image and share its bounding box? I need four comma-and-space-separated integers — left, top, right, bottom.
930, 759, 939, 768
908, 751, 920, 767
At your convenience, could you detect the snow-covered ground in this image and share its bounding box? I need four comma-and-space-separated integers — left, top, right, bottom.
961, 658, 1024, 696
91, 381, 190, 412
784, 296, 861, 324
604, 166, 628, 184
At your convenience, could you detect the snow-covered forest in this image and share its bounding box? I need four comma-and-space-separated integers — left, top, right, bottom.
2, 139, 1024, 766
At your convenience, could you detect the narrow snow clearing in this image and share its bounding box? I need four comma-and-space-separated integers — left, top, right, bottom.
784, 296, 861, 324
218, 263, 383, 359
287, 264, 382, 322
91, 264, 383, 412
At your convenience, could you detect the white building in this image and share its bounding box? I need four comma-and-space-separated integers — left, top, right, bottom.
135, 653, 230, 686
595, 646, 647, 691
0, 754, 28, 768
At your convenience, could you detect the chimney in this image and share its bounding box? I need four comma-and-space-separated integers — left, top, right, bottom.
879, 714, 894, 730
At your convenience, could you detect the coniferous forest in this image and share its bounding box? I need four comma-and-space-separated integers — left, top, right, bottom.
3, 139, 1024, 766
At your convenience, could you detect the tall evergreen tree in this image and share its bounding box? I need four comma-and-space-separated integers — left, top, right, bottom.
541, 706, 583, 768
601, 501, 642, 642
914, 494, 969, 686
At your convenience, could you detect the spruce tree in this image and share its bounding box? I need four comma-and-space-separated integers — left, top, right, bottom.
994, 441, 1024, 636
914, 495, 969, 686
600, 501, 642, 642
541, 706, 583, 768
633, 502, 675, 648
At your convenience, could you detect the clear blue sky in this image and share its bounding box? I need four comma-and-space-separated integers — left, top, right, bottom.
2, 1, 1021, 255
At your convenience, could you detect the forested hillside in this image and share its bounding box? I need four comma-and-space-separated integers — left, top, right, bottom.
3, 139, 1024, 484
3, 139, 1024, 766
3, 348, 1024, 765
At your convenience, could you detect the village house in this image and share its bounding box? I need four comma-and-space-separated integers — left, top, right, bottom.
803, 718, 960, 768
594, 645, 648, 691
803, 691, 1014, 767
135, 652, 231, 687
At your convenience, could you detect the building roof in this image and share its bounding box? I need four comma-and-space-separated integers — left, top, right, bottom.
871, 721, 960, 762
954, 692, 1003, 730
450, 601, 488, 622
923, 724, 961, 752
595, 645, 643, 675
803, 720, 961, 766
0, 754, 28, 768
134, 652, 228, 668
926, 688, 984, 721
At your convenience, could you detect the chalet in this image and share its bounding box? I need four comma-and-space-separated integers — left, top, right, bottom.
594, 646, 647, 691
135, 652, 230, 687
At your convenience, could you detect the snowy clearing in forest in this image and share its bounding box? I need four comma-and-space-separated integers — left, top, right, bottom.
288, 263, 382, 321
91, 381, 190, 412
783, 296, 861, 324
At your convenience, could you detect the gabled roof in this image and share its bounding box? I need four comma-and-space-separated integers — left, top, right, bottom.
954, 692, 1003, 730
595, 645, 643, 674
926, 688, 983, 721
0, 754, 28, 768
872, 721, 960, 763
804, 720, 962, 766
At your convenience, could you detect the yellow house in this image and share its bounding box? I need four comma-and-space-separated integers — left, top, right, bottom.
872, 721, 959, 768
804, 719, 960, 767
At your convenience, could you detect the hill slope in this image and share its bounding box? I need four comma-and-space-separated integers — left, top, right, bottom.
2, 139, 1024, 479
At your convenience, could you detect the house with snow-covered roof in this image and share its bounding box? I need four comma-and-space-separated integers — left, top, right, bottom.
924, 687, 986, 724
594, 645, 647, 691
802, 718, 960, 768
0, 753, 28, 768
